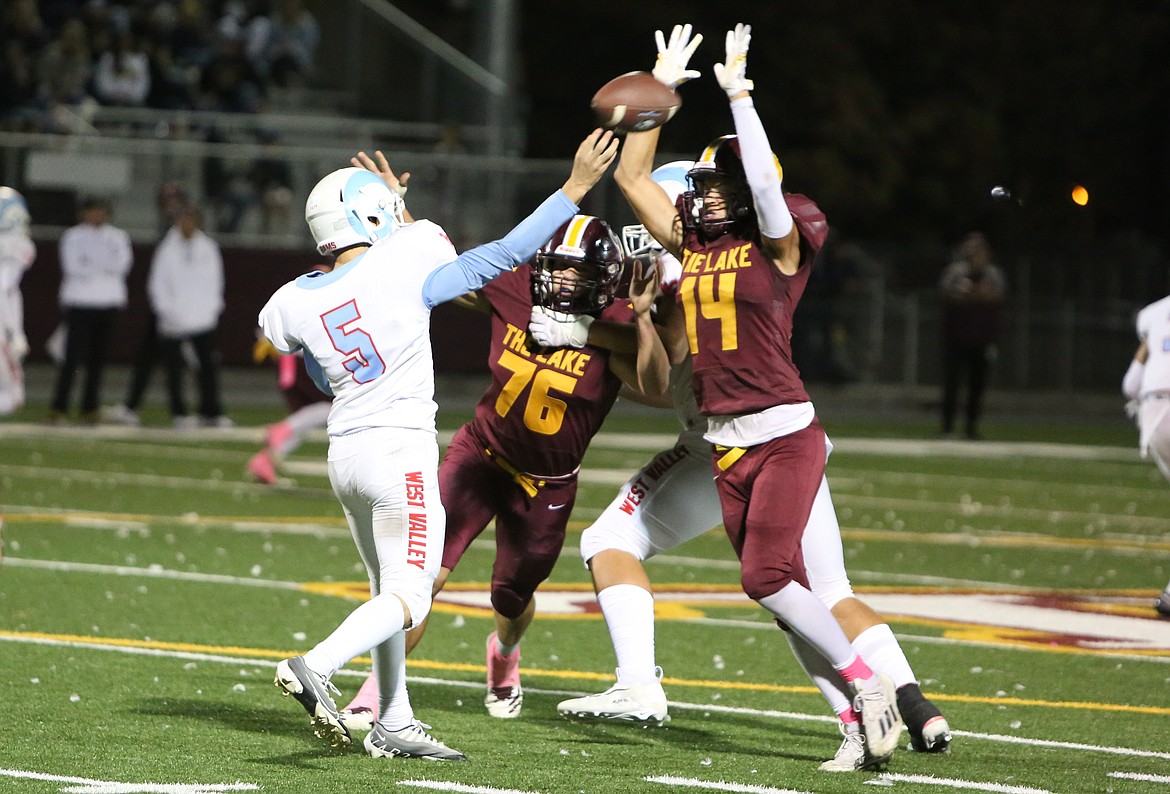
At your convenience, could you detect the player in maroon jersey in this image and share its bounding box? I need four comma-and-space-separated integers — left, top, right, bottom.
336, 214, 661, 724
610, 23, 907, 771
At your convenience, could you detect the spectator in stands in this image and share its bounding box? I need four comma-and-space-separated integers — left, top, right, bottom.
249, 129, 294, 234
93, 28, 152, 107
0, 40, 40, 131
49, 197, 133, 425
147, 203, 231, 428
199, 25, 265, 113
246, 0, 319, 88
36, 18, 97, 129
146, 41, 199, 110
170, 0, 214, 70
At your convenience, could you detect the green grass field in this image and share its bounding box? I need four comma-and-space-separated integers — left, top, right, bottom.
3, 387, 1169, 794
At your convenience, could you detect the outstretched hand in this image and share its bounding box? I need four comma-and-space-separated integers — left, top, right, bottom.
628, 257, 661, 318
351, 150, 410, 197
561, 129, 619, 204
653, 23, 703, 89
714, 23, 754, 98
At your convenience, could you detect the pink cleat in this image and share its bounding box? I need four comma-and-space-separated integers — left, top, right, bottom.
484, 632, 523, 718
247, 450, 278, 484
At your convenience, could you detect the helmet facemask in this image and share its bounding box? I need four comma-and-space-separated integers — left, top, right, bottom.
530, 215, 626, 315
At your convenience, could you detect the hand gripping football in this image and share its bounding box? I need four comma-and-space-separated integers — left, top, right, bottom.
591, 71, 682, 133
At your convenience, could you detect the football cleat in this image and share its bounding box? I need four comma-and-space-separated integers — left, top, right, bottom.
852, 673, 903, 764
274, 656, 351, 747
365, 719, 467, 761
103, 404, 140, 426
819, 724, 875, 772
1156, 588, 1170, 618
556, 669, 669, 726
339, 706, 376, 734
247, 450, 278, 484
484, 632, 523, 719
898, 683, 952, 753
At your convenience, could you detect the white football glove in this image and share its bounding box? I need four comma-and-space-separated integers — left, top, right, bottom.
652, 24, 703, 89
528, 305, 594, 349
714, 23, 754, 98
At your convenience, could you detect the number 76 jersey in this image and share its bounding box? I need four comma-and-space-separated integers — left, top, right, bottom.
258, 220, 458, 437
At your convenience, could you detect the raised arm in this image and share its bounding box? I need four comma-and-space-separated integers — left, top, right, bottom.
614, 24, 702, 259
715, 23, 800, 272
421, 129, 618, 308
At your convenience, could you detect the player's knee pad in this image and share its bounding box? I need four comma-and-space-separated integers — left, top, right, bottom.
741, 565, 798, 602
811, 579, 855, 611
490, 586, 531, 621
579, 520, 648, 565
391, 586, 433, 630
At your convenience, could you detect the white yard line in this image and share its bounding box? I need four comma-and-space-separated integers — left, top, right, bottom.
397, 782, 544, 794
0, 767, 259, 793
644, 777, 810, 794
1109, 771, 1170, 784
2, 557, 305, 590
4, 633, 1169, 762
876, 773, 1054, 793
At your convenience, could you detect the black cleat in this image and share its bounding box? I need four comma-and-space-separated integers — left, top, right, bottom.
897, 683, 952, 753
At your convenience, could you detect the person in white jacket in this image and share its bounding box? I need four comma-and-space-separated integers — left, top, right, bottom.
50, 197, 133, 424
148, 203, 230, 428
0, 186, 35, 416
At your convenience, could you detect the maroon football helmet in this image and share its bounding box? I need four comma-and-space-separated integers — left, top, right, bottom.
684, 135, 757, 237
531, 215, 625, 314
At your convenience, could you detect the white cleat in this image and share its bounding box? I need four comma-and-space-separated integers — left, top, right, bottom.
338, 706, 376, 734
557, 674, 669, 727
365, 719, 467, 761
819, 725, 870, 772
484, 683, 523, 719
915, 715, 952, 753
274, 656, 351, 748
852, 673, 903, 765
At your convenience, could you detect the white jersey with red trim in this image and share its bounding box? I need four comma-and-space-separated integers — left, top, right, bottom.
259, 220, 457, 437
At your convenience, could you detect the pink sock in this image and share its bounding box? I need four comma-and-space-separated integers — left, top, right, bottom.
835, 653, 876, 688
342, 671, 379, 712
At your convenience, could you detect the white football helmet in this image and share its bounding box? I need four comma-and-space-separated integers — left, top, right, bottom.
621, 160, 693, 257
305, 167, 405, 256
0, 187, 31, 234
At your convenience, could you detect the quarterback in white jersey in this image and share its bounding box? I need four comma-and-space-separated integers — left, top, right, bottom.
0, 187, 35, 415
531, 157, 950, 760
1121, 295, 1170, 616
262, 132, 618, 761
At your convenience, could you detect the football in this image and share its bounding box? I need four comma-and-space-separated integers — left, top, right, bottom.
591, 71, 681, 133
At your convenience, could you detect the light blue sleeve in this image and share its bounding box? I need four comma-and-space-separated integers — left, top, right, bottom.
303, 351, 334, 396
421, 189, 578, 308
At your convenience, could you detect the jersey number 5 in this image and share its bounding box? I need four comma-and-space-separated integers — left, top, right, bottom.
320, 300, 386, 383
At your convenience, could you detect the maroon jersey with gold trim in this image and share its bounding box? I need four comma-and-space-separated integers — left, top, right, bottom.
467, 264, 633, 476
677, 193, 828, 416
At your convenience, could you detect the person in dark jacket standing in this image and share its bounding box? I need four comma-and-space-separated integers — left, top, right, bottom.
939, 231, 1006, 440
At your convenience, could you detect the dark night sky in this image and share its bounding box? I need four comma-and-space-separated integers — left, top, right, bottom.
377, 0, 1170, 298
